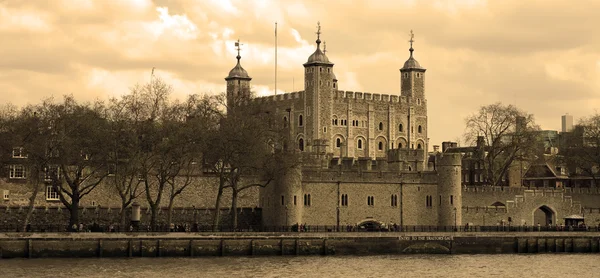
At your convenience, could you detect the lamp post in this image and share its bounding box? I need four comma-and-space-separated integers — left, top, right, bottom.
131, 202, 141, 232
453, 207, 457, 232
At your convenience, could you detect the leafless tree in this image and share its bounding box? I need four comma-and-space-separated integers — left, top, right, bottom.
464, 102, 541, 186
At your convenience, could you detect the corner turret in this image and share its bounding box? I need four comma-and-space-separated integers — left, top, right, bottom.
225, 39, 252, 111
436, 153, 462, 227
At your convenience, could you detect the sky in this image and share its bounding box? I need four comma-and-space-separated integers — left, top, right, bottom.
1, 0, 599, 148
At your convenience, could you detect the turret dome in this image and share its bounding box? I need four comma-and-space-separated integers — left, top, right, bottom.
225, 54, 251, 80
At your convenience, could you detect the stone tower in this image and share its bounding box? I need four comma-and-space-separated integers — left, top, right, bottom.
225, 40, 252, 112
400, 31, 428, 168
436, 153, 462, 227
303, 22, 335, 155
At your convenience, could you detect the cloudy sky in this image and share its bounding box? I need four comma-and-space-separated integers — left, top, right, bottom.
1, 0, 599, 147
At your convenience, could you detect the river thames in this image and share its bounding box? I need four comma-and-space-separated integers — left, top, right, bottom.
0, 254, 593, 277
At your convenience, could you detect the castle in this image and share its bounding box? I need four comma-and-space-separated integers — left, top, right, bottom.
0, 24, 597, 230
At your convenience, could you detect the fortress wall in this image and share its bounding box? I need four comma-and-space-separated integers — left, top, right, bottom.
0, 176, 260, 210
401, 183, 438, 226
462, 206, 509, 226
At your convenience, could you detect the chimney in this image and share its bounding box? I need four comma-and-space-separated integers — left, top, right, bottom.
433, 145, 440, 153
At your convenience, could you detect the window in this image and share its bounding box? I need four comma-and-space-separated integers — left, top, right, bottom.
450, 195, 454, 205
333, 83, 336, 89
465, 174, 469, 183
378, 142, 383, 151
367, 196, 374, 206
303, 194, 311, 206
298, 138, 304, 151
399, 124, 403, 132
320, 68, 322, 72
283, 116, 288, 128
328, 68, 330, 73
418, 125, 422, 133
9, 165, 26, 179
108, 164, 116, 176
46, 186, 59, 201
294, 195, 297, 206
378, 122, 383, 131
44, 165, 61, 181
323, 127, 327, 133
417, 143, 422, 149
336, 138, 342, 148
341, 194, 348, 206
281, 195, 284, 206
416, 73, 421, 78
398, 142, 403, 149
3, 190, 9, 200
404, 73, 408, 78
475, 174, 479, 182
426, 195, 432, 207
417, 98, 421, 105
357, 139, 363, 149
12, 147, 26, 158
391, 194, 398, 207
298, 115, 303, 127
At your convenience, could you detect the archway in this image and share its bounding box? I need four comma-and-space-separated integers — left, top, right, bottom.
356, 219, 387, 232
533, 205, 556, 226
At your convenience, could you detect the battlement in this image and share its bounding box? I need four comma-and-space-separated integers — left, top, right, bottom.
334, 91, 409, 103
301, 168, 438, 184
436, 152, 462, 167
387, 149, 426, 162
250, 91, 305, 104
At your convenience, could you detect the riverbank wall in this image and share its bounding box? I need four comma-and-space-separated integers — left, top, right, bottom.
1, 232, 600, 258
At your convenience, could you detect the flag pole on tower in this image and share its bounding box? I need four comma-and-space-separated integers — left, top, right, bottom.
275, 22, 278, 95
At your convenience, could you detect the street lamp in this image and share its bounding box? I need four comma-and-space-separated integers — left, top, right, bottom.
453, 207, 457, 232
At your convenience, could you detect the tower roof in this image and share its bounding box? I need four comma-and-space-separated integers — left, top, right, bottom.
225, 39, 251, 81
305, 22, 333, 66
401, 30, 424, 70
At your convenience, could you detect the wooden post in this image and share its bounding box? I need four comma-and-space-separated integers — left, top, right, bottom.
98, 240, 103, 258
189, 240, 194, 257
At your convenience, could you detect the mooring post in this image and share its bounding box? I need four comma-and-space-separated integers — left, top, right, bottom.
128, 240, 133, 257
189, 240, 194, 257
220, 239, 225, 256
27, 239, 32, 258
98, 239, 103, 258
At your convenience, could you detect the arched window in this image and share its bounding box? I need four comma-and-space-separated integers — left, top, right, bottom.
333, 83, 336, 89
283, 117, 288, 128
418, 125, 422, 133
378, 122, 383, 131
298, 115, 303, 127
417, 143, 422, 149
399, 124, 403, 132
298, 138, 304, 151
336, 138, 341, 148
398, 142, 403, 149
357, 139, 363, 149
378, 141, 383, 150
323, 127, 327, 133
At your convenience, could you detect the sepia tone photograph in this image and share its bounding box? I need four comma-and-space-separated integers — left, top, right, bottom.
0, 0, 599, 277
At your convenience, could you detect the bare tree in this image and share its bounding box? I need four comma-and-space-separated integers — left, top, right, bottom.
561, 113, 600, 184
464, 102, 541, 186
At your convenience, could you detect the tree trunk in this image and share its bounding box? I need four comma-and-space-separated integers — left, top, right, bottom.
119, 202, 128, 230
231, 189, 239, 231
212, 185, 224, 232
22, 182, 41, 232
167, 198, 175, 231
69, 196, 80, 232
150, 205, 158, 232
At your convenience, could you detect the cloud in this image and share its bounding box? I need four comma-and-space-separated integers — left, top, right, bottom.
0, 0, 599, 148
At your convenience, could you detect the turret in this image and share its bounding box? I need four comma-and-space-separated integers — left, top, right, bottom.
436, 153, 462, 227
225, 39, 252, 112
303, 22, 335, 154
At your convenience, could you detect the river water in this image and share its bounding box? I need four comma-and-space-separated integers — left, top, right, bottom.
0, 254, 593, 277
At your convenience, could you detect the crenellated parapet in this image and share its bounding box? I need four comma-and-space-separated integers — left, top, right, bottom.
333, 90, 411, 104
249, 91, 305, 104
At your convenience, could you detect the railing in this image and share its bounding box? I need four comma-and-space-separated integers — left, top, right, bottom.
0, 224, 597, 233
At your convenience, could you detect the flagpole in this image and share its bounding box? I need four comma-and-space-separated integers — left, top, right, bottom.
275, 22, 278, 95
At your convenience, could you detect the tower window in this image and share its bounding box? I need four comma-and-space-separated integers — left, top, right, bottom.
378, 141, 383, 151
418, 125, 422, 133
328, 68, 330, 73
283, 117, 288, 127
341, 194, 348, 206
417, 99, 421, 105
333, 83, 336, 89
399, 123, 403, 132
304, 194, 311, 206
294, 196, 297, 205
320, 68, 322, 72
391, 194, 398, 207
336, 138, 341, 148
450, 195, 454, 205
378, 122, 383, 131
417, 143, 422, 149
298, 138, 304, 151
398, 142, 403, 149
299, 115, 303, 127
357, 139, 363, 149
367, 196, 374, 206
281, 195, 284, 206
416, 73, 421, 78
404, 73, 408, 78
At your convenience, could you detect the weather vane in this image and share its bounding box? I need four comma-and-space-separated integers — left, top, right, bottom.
409, 30, 414, 47
316, 21, 321, 40
235, 39, 243, 56
323, 42, 327, 54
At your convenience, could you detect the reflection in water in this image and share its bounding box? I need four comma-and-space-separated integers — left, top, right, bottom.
0, 254, 594, 278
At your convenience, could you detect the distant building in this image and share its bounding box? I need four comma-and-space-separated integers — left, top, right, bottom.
562, 114, 573, 133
